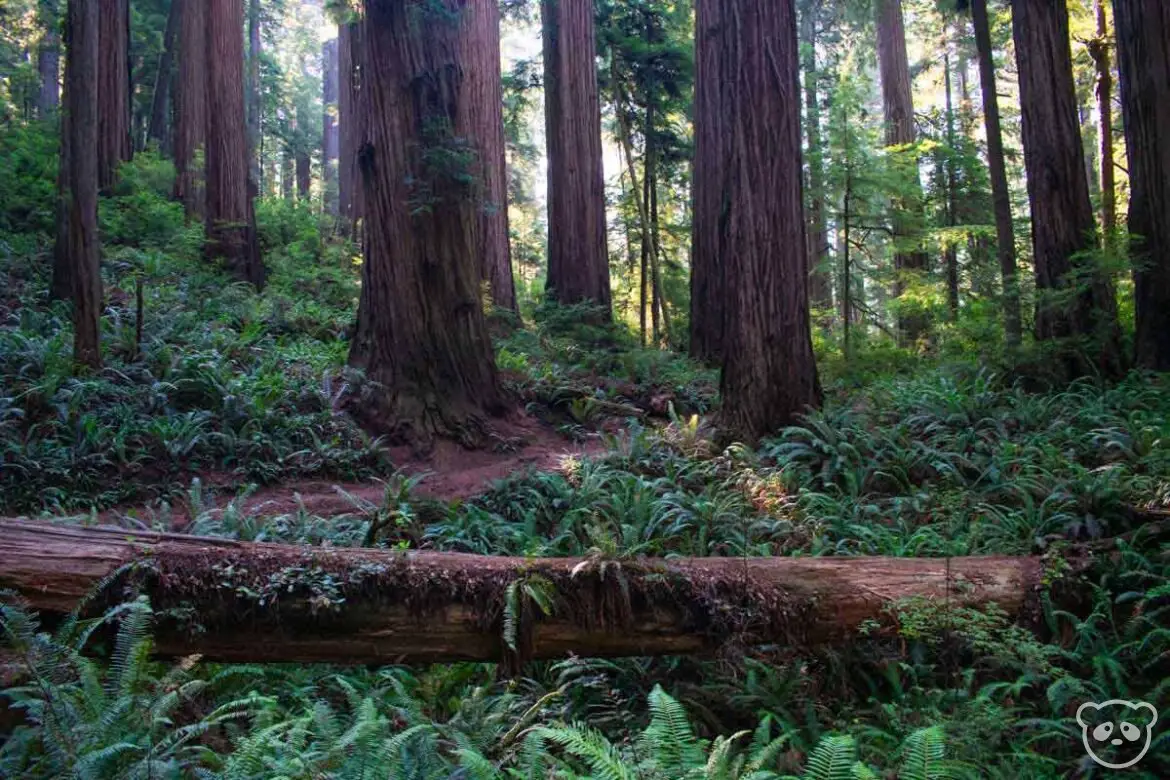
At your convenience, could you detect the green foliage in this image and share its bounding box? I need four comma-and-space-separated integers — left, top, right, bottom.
0, 121, 58, 236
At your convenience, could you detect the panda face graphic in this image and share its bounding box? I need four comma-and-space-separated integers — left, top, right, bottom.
1077, 699, 1158, 769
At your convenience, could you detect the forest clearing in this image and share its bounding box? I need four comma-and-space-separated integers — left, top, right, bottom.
0, 0, 1168, 777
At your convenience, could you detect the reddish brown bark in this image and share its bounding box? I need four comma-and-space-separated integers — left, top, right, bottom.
542, 0, 611, 315
346, 0, 503, 450
0, 520, 1041, 665
50, 8, 72, 303
707, 0, 821, 444
338, 21, 364, 226
205, 0, 264, 289
1115, 0, 1170, 370
174, 0, 207, 218
323, 37, 340, 217
97, 0, 131, 192
1012, 0, 1123, 378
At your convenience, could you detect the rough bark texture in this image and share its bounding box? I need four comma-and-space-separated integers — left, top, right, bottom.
174, 0, 207, 218
322, 37, 340, 217
147, 0, 181, 155
97, 0, 131, 192
66, 0, 102, 370
346, 0, 504, 450
0, 520, 1042, 665
542, 0, 611, 315
710, 0, 822, 445
205, 0, 265, 289
1012, 0, 1123, 379
37, 0, 60, 117
338, 22, 364, 225
50, 11, 72, 303
467, 0, 517, 312
688, 0, 724, 363
875, 0, 929, 344
1115, 0, 1170, 370
247, 0, 262, 192
802, 3, 833, 321
970, 0, 1022, 346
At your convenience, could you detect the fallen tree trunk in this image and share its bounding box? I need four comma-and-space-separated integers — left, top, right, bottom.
0, 520, 1041, 665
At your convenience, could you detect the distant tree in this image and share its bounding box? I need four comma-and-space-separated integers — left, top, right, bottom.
174, 0, 207, 217
1114, 0, 1170, 369
1087, 0, 1116, 237
801, 0, 834, 322
338, 21, 363, 226
322, 36, 340, 217
1012, 0, 1123, 377
247, 0, 261, 189
542, 0, 611, 316
147, 0, 181, 155
36, 0, 60, 117
347, 0, 504, 449
699, 0, 821, 444
97, 0, 131, 192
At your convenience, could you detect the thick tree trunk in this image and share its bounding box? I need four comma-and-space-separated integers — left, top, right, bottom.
323, 37, 340, 218
66, 0, 102, 371
802, 4, 833, 323
875, 0, 929, 345
542, 0, 611, 315
37, 0, 60, 117
1012, 0, 1123, 379
338, 22, 364, 227
688, 0, 724, 363
345, 0, 504, 450
205, 0, 265, 289
247, 0, 262, 193
467, 0, 517, 312
707, 0, 821, 445
0, 520, 1041, 665
147, 0, 180, 155
174, 0, 208, 218
97, 0, 131, 193
970, 0, 1022, 346
1115, 0, 1170, 370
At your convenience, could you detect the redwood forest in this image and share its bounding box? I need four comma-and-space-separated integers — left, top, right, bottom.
0, 0, 1168, 776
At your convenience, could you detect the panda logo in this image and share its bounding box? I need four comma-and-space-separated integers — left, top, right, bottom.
1076, 699, 1158, 769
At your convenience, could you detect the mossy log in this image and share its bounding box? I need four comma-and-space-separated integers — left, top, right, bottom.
0, 520, 1041, 665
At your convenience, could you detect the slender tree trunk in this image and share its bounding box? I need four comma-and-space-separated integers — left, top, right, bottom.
1115, 0, 1170, 370
613, 89, 649, 347
281, 146, 294, 200
50, 3, 72, 302
147, 0, 180, 155
644, 105, 660, 344
205, 0, 264, 289
1090, 1, 1117, 237
322, 37, 340, 218
1012, 0, 1123, 379
346, 0, 504, 451
802, 1, 832, 322
541, 0, 611, 316
467, 0, 517, 311
944, 44, 960, 320
66, 0, 102, 371
970, 0, 1021, 346
97, 0, 131, 192
174, 0, 207, 218
688, 0, 724, 362
707, 0, 821, 445
875, 0, 929, 345
247, 0, 262, 192
37, 0, 60, 117
338, 22, 364, 227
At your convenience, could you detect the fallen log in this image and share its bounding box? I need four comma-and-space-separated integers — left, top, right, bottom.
0, 520, 1041, 665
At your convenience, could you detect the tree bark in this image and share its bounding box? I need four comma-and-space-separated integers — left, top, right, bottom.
205, 0, 265, 289
0, 520, 1041, 665
1012, 0, 1123, 379
97, 0, 131, 193
542, 0, 611, 316
802, 2, 833, 323
37, 0, 60, 117
944, 44, 960, 321
174, 0, 208, 218
875, 0, 929, 345
1115, 0, 1170, 370
1090, 1, 1116, 237
338, 21, 364, 227
970, 0, 1022, 346
467, 0, 517, 311
688, 0, 724, 363
707, 0, 821, 445
50, 9, 72, 303
147, 0, 181, 155
322, 37, 340, 218
247, 0, 262, 193
65, 0, 102, 371
345, 0, 504, 451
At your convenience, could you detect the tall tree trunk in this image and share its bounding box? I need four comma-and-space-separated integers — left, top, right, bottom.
1115, 0, 1170, 370
467, 0, 517, 312
174, 0, 207, 218
944, 44, 960, 321
247, 0, 262, 192
281, 146, 294, 200
346, 0, 504, 451
97, 0, 131, 193
205, 0, 264, 289
50, 2, 72, 302
147, 0, 180, 155
322, 37, 340, 218
37, 0, 60, 117
1012, 0, 1123, 379
541, 0, 611, 316
66, 0, 102, 371
875, 0, 929, 345
338, 22, 364, 227
707, 0, 821, 445
1090, 1, 1117, 237
688, 0, 724, 362
644, 105, 659, 344
970, 0, 1021, 346
802, 2, 832, 323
